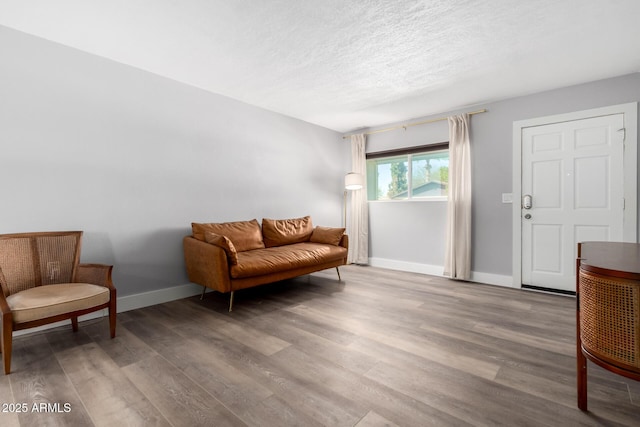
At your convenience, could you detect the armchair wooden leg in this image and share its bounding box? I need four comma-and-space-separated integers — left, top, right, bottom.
109, 297, 117, 339
71, 317, 79, 332
2, 313, 12, 374
336, 267, 342, 281
200, 285, 206, 300
229, 291, 234, 312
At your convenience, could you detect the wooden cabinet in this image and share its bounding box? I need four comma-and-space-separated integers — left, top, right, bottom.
576, 242, 640, 411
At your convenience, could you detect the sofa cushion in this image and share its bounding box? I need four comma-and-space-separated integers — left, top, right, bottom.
310, 226, 345, 246
204, 232, 239, 265
230, 242, 347, 279
6, 283, 110, 324
262, 216, 313, 248
192, 219, 265, 252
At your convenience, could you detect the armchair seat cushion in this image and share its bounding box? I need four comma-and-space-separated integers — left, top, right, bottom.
6, 283, 110, 324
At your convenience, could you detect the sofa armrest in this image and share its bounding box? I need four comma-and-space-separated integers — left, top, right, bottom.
183, 236, 232, 293
340, 234, 349, 250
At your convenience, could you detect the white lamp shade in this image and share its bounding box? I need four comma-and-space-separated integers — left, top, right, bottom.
345, 172, 364, 190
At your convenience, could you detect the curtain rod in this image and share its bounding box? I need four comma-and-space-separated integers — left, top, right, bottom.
342, 109, 487, 139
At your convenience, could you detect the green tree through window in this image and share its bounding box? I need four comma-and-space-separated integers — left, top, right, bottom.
388, 161, 408, 198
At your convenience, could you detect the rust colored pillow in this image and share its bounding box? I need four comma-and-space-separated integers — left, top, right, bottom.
204, 232, 238, 265
310, 226, 345, 246
192, 219, 264, 252
262, 216, 313, 247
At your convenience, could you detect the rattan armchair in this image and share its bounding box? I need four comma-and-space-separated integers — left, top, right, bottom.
0, 231, 116, 374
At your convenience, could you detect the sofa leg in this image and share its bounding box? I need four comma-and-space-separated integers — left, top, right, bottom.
229, 291, 234, 312
336, 267, 342, 281
200, 286, 206, 300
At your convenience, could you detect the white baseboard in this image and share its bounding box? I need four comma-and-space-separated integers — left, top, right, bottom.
14, 282, 206, 337
368, 257, 515, 288
368, 257, 444, 276
117, 283, 205, 312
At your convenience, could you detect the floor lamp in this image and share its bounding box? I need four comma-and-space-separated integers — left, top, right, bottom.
344, 172, 364, 227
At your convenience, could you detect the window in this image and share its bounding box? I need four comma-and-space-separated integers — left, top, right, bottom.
366, 144, 449, 201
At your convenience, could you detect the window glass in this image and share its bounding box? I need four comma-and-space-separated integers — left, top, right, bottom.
366, 147, 448, 201
411, 151, 448, 198
371, 155, 408, 200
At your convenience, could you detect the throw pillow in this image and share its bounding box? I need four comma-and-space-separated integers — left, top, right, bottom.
310, 226, 345, 246
204, 232, 239, 265
192, 219, 265, 252
262, 216, 313, 247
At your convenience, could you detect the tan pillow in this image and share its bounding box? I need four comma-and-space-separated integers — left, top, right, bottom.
192, 219, 264, 252
204, 232, 238, 265
310, 226, 345, 246
262, 216, 313, 247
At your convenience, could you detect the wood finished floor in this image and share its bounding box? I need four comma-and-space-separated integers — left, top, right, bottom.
0, 265, 639, 426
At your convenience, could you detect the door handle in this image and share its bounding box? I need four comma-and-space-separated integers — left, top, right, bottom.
523, 194, 532, 209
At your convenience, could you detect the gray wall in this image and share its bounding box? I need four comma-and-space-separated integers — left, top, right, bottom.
366, 72, 640, 282
0, 26, 347, 297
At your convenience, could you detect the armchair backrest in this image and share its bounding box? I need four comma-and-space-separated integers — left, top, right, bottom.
0, 231, 82, 296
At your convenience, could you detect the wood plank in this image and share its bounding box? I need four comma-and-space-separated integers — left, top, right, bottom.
155, 336, 274, 415
122, 355, 244, 427
0, 373, 20, 427
286, 303, 502, 380
364, 359, 607, 427
174, 315, 389, 426
9, 334, 95, 427
266, 344, 468, 426
182, 326, 366, 426
417, 319, 577, 384
53, 342, 171, 426
213, 319, 291, 356
117, 311, 190, 352
494, 362, 640, 426
355, 411, 400, 427
236, 394, 324, 427
471, 321, 574, 356
83, 321, 158, 368
244, 311, 379, 375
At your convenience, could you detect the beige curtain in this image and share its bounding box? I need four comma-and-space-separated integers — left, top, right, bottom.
348, 134, 368, 264
444, 114, 471, 280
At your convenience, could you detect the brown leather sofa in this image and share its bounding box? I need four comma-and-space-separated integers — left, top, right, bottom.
183, 216, 348, 311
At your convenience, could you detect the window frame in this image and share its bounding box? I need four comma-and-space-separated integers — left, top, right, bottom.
366, 142, 449, 202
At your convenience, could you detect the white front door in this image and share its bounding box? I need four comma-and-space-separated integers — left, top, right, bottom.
521, 114, 625, 292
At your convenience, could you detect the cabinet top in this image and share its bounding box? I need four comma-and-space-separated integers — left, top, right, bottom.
579, 242, 640, 279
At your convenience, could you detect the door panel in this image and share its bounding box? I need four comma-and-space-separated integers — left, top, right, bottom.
574, 156, 609, 208
532, 160, 562, 208
532, 132, 563, 152
521, 114, 624, 292
532, 224, 562, 273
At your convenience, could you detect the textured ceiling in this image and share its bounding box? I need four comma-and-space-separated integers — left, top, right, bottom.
1, 0, 639, 132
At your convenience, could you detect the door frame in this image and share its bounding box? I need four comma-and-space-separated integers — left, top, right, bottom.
512, 102, 638, 289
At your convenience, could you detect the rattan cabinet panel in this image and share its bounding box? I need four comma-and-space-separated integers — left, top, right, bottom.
576, 242, 640, 411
